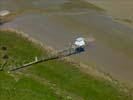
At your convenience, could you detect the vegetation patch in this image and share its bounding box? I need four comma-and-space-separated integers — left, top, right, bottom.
115, 18, 133, 24
61, 0, 104, 11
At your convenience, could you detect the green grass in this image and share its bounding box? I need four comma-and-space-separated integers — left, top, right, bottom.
0, 31, 47, 69
29, 61, 130, 100
0, 72, 58, 100
0, 30, 132, 100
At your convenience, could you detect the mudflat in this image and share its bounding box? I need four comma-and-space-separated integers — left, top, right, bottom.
87, 0, 133, 27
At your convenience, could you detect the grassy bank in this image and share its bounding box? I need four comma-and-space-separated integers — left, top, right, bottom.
0, 30, 132, 100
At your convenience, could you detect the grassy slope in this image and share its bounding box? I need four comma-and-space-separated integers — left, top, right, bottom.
0, 72, 57, 100
0, 30, 132, 100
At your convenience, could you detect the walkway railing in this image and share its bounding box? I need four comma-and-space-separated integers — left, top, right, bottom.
9, 46, 85, 72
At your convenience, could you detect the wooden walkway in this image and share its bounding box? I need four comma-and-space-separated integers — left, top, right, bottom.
9, 46, 85, 72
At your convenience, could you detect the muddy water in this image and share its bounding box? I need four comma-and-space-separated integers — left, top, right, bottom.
0, 0, 133, 85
